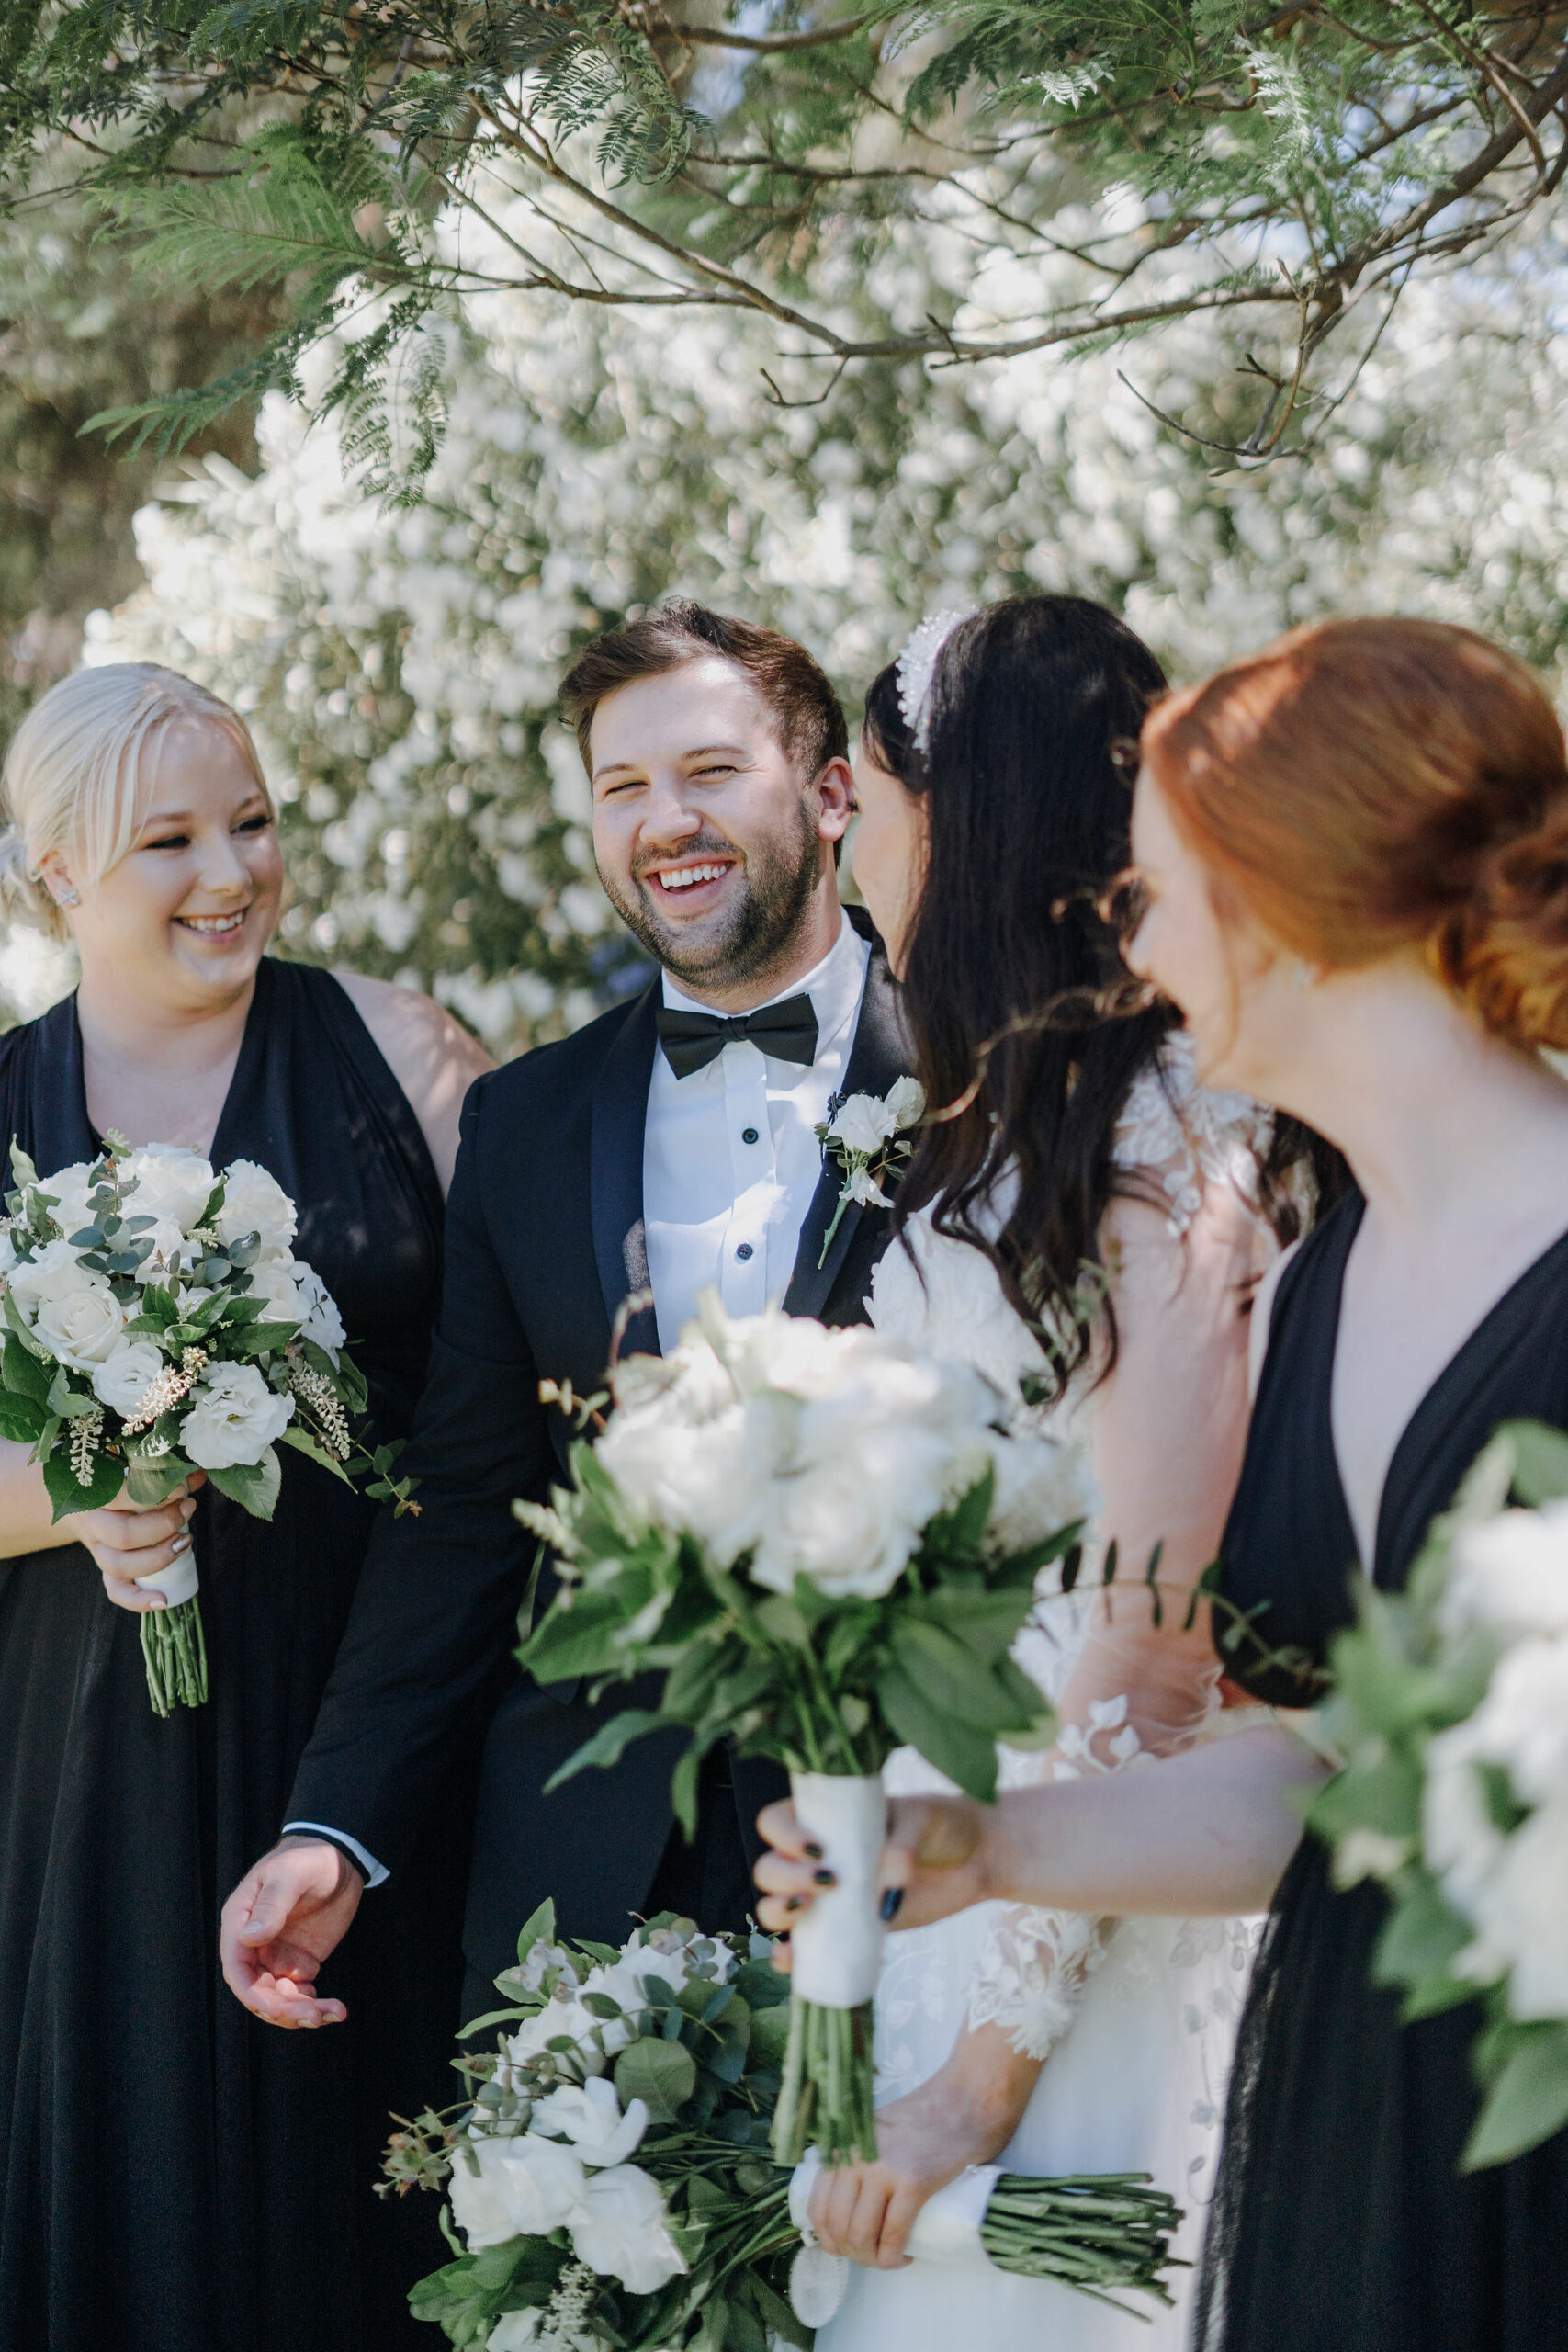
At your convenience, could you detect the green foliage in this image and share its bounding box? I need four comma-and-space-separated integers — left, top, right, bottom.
4, 4, 1564, 492
1309, 1419, 1568, 2171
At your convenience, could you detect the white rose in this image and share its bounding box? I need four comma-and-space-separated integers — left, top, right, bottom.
883, 1075, 927, 1129
93, 1337, 170, 1416
37, 1160, 101, 1238
1441, 1502, 1568, 1642
180, 1362, 294, 1470
133, 1218, 194, 1282
505, 1983, 634, 2074
33, 1280, 126, 1369
8, 1236, 103, 1316
293, 1261, 346, 1364
982, 1428, 1097, 1555
246, 1259, 305, 1324
532, 2077, 649, 2168
214, 1159, 297, 1254
827, 1091, 898, 1156
567, 2165, 686, 2293
448, 2135, 587, 2249
121, 1147, 216, 1236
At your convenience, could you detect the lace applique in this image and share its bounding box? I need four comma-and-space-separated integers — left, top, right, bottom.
1114, 1030, 1272, 1238
963, 1697, 1145, 2058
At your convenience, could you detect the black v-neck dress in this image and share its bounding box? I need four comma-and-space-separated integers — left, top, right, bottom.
1196, 1190, 1568, 2352
0, 960, 472, 2352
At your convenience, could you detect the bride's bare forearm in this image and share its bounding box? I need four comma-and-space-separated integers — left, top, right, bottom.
978, 1726, 1322, 1917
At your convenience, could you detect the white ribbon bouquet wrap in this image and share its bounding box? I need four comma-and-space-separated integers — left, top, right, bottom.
516, 1290, 1094, 2169
0, 1136, 413, 1713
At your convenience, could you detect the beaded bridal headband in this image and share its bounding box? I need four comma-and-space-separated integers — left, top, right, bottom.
893, 607, 975, 752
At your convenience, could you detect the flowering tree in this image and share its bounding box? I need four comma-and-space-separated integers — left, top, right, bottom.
72, 205, 1568, 1057
5, 6, 1567, 491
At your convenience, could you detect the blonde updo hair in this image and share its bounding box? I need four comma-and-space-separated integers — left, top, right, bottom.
0, 662, 272, 941
1141, 616, 1568, 1051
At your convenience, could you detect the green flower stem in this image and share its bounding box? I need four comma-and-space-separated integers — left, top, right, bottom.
140, 1596, 209, 1715
771, 1996, 877, 2167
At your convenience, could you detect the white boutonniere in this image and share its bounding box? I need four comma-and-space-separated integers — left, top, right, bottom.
813, 1075, 926, 1266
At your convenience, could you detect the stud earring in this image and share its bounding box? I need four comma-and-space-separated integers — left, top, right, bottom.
55, 887, 80, 910
1291, 959, 1319, 989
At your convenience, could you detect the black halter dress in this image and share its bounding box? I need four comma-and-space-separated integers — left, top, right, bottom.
1196, 1189, 1568, 2352
0, 959, 473, 2352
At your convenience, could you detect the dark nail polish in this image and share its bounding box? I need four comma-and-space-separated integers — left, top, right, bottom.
879, 1887, 904, 1923
812, 1868, 836, 1887
803, 1842, 824, 1860
786, 1895, 805, 1913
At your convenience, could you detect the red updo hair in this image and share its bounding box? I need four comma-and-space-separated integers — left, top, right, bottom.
1140, 616, 1568, 1050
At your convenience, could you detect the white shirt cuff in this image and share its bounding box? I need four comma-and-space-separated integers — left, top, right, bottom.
282, 1821, 389, 1888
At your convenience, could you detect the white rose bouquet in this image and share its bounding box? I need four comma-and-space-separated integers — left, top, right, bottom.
387, 1905, 1184, 2352
514, 1295, 1092, 2167
1309, 1417, 1568, 2169
0, 1136, 416, 1714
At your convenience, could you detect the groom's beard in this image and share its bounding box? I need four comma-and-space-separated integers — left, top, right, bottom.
600, 808, 822, 994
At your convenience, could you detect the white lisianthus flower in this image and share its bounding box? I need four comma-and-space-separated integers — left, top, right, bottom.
37, 1161, 101, 1238
293, 1262, 346, 1363
505, 1982, 636, 2073
214, 1159, 298, 1254
448, 2135, 587, 2249
93, 1337, 170, 1416
181, 1362, 294, 1470
844, 1166, 891, 1209
567, 2165, 686, 2293
121, 1147, 216, 1236
33, 1280, 126, 1369
827, 1092, 899, 1155
1440, 1502, 1568, 1643
8, 1236, 104, 1316
532, 2077, 649, 2168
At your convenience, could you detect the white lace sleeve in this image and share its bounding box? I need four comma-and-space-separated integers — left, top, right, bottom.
1113, 1029, 1273, 1236
962, 1699, 1145, 2059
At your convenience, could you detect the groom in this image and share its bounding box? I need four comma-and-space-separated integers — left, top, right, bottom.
220, 600, 911, 2026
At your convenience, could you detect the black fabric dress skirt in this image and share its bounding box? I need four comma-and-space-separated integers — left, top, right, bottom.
0, 960, 478, 2352
1197, 1190, 1568, 2352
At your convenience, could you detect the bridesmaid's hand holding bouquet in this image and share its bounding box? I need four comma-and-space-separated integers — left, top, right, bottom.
0, 1136, 415, 1713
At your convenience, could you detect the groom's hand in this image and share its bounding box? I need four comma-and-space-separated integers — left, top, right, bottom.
220, 1836, 363, 2027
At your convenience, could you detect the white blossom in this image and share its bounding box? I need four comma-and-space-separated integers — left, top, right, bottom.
120, 1147, 216, 1235
531, 2078, 649, 2169
215, 1159, 298, 1254
448, 2135, 587, 2249
93, 1337, 171, 1416
566, 2165, 686, 2295
32, 1280, 126, 1369
180, 1362, 295, 1470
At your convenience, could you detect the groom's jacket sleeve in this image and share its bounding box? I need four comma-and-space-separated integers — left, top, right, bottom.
283, 1067, 557, 1876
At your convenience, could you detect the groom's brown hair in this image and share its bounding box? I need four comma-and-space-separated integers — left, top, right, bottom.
560, 599, 847, 780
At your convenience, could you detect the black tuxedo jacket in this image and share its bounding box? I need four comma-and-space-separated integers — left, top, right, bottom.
287, 909, 911, 1977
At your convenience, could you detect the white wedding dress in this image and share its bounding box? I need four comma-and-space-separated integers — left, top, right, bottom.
816, 1036, 1270, 2352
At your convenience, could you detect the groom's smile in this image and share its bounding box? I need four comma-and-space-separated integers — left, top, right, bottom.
586, 653, 851, 1007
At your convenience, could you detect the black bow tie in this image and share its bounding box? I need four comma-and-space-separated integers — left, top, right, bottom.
655, 993, 820, 1079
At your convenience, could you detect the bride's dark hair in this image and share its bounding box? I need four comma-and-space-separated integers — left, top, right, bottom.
866, 594, 1321, 1397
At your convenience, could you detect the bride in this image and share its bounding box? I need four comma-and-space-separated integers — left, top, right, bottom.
799, 597, 1321, 2349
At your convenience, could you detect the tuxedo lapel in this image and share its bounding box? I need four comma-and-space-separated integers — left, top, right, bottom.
783, 934, 912, 1321
589, 985, 661, 1360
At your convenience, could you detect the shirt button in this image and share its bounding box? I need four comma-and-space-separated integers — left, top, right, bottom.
741, 1126, 759, 1146
736, 1243, 754, 1261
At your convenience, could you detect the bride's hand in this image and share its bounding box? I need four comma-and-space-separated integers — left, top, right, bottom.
807, 2026, 1043, 2267
754, 1792, 994, 1954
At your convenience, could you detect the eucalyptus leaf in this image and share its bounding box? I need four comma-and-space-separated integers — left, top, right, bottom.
541, 1708, 674, 1794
